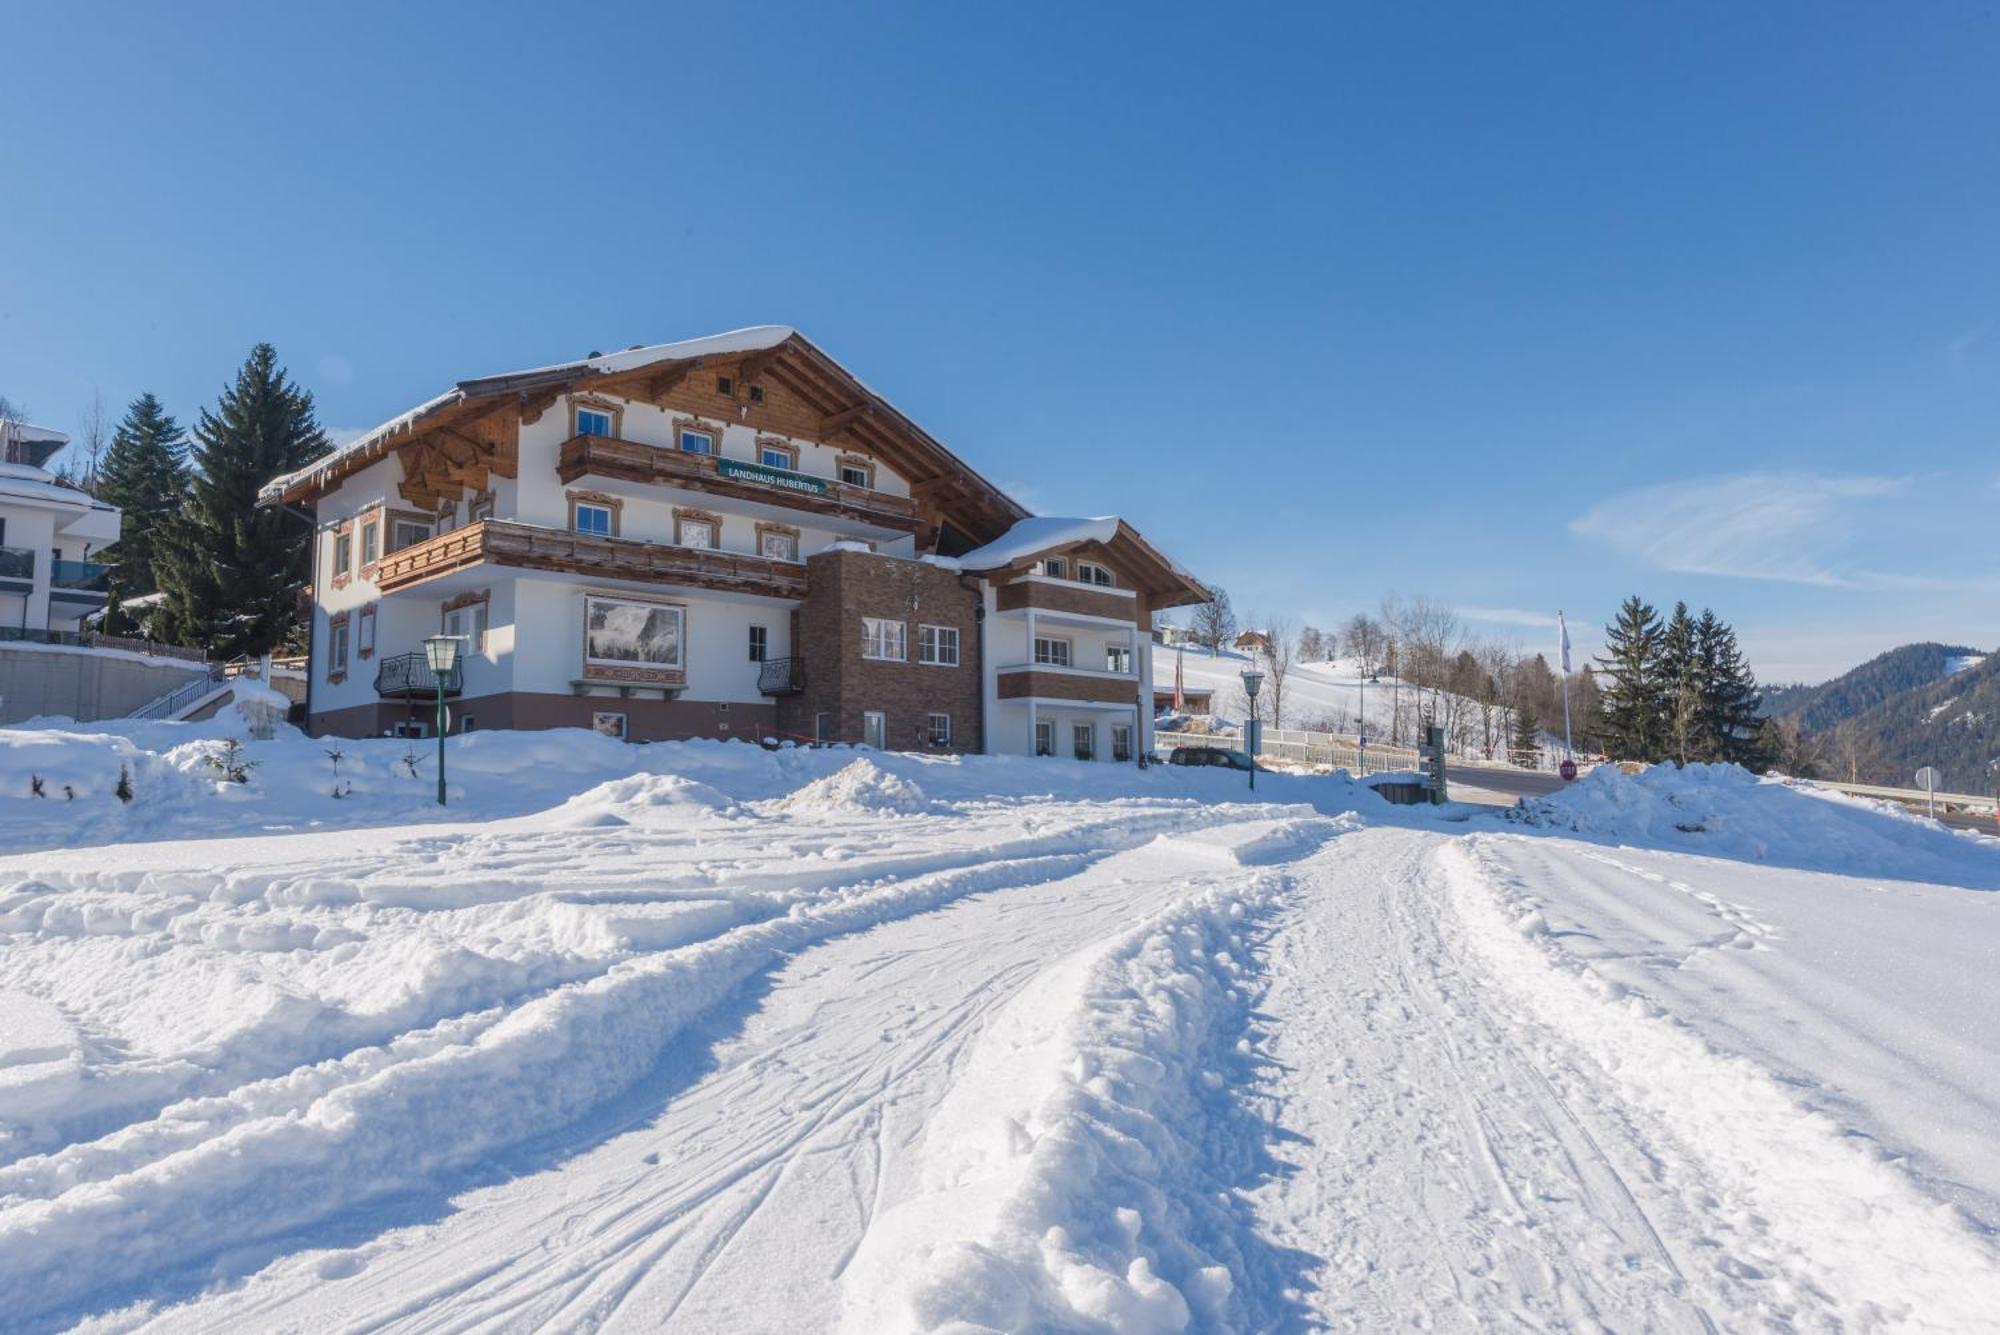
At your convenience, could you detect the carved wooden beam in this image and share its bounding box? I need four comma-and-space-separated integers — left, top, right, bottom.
519, 389, 562, 425
819, 403, 874, 439
733, 344, 787, 386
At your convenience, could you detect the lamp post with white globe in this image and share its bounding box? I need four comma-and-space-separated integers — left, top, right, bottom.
1240, 668, 1264, 792
423, 634, 465, 806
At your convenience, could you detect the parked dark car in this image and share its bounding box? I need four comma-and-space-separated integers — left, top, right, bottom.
1167, 745, 1256, 772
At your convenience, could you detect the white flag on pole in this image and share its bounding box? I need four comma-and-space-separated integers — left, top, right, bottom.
1558, 611, 1572, 673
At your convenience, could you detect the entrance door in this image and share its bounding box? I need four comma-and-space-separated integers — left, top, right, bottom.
862, 710, 886, 750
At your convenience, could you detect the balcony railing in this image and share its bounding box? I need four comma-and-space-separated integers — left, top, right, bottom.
757, 656, 805, 695
374, 651, 462, 698
557, 434, 922, 533
0, 547, 33, 582
50, 559, 112, 591
375, 520, 810, 600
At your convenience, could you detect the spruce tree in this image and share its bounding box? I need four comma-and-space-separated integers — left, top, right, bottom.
1593, 595, 1667, 761
1510, 705, 1540, 762
1658, 602, 1703, 763
1694, 609, 1769, 768
155, 345, 328, 656
95, 393, 189, 606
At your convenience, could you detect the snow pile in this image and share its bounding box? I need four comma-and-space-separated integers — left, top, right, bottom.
1437, 838, 2000, 1327
841, 825, 1334, 1333
1506, 762, 2000, 887
545, 772, 743, 827
778, 759, 932, 816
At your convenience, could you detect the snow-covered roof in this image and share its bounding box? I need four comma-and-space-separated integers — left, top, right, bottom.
261, 326, 796, 502
0, 461, 116, 514
955, 517, 1122, 570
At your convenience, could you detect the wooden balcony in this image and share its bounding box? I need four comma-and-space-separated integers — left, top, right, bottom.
556, 434, 922, 533
374, 520, 809, 599
995, 577, 1140, 624
996, 665, 1141, 705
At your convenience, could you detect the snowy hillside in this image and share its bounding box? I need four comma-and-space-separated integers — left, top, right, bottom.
2, 712, 1998, 1331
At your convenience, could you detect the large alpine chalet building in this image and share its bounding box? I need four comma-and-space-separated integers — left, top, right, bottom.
263, 327, 1204, 761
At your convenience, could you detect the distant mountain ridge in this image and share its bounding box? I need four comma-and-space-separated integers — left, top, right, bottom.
1774, 642, 1998, 792
1769, 642, 1983, 734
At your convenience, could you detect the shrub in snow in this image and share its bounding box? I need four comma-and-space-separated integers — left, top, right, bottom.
115, 766, 133, 804
202, 738, 257, 785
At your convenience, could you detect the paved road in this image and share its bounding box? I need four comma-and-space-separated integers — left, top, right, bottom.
1448, 764, 1567, 803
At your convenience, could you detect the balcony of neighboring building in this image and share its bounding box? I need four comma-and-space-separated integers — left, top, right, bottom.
372, 650, 463, 700
48, 558, 112, 605
556, 434, 922, 536
373, 519, 810, 601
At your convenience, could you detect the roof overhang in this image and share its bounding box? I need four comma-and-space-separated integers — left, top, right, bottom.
258, 328, 1031, 545
958, 515, 1208, 610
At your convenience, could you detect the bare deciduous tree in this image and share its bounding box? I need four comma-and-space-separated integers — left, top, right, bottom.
1189, 586, 1236, 653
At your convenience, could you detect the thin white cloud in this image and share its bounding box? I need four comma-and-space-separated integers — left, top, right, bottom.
1569, 472, 1911, 588
1947, 325, 1987, 365
1460, 605, 1559, 628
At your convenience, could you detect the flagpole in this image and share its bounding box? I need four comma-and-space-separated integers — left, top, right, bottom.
1558, 610, 1575, 762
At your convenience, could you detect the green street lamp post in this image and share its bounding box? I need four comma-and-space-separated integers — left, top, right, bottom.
424, 634, 464, 806
1240, 668, 1264, 792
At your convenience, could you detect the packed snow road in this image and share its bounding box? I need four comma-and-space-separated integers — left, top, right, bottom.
2, 722, 1998, 1331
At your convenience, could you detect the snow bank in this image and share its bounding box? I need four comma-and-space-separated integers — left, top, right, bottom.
841, 823, 1336, 1333
777, 759, 932, 816
1437, 839, 2000, 1329
1507, 762, 2000, 887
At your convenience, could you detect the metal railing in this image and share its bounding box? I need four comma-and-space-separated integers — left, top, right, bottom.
1156, 727, 1421, 777
127, 668, 228, 720
757, 656, 805, 695
0, 626, 208, 662
374, 650, 462, 697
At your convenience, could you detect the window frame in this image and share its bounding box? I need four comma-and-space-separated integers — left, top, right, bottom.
1033, 635, 1073, 668
748, 625, 768, 662
862, 710, 887, 750
1034, 720, 1054, 757
861, 617, 907, 662
360, 519, 380, 568
567, 489, 623, 538
1076, 561, 1114, 587
756, 522, 801, 562
1072, 722, 1095, 761
677, 423, 718, 455
1042, 557, 1068, 580
592, 711, 628, 740
927, 712, 951, 747
332, 530, 352, 579
388, 515, 434, 552
674, 508, 722, 549
1111, 724, 1133, 763
836, 454, 874, 489
918, 623, 961, 667
327, 612, 350, 681
357, 604, 377, 659
757, 437, 799, 471
1105, 642, 1133, 674
442, 594, 489, 655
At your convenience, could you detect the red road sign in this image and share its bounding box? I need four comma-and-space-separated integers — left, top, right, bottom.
1559, 759, 1579, 782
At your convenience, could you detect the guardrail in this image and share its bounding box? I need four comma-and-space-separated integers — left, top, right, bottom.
127, 669, 228, 720
1812, 778, 1997, 812
0, 626, 208, 662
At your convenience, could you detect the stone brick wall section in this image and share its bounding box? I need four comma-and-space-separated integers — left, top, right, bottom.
778, 549, 982, 752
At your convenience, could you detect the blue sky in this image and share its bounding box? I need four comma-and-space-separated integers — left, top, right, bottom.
4, 3, 1996, 683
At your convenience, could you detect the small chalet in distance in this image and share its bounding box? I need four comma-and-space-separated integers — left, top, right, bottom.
1, 420, 119, 635
262, 327, 1205, 761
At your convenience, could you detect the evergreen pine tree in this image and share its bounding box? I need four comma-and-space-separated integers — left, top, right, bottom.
155, 345, 328, 656
1510, 705, 1540, 761
1593, 595, 1667, 760
1693, 610, 1769, 768
95, 393, 189, 607
1658, 602, 1703, 763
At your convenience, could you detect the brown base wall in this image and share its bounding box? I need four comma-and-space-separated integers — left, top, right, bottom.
310, 692, 778, 744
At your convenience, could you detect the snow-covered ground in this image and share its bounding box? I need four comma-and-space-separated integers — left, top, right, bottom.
2, 711, 1997, 1331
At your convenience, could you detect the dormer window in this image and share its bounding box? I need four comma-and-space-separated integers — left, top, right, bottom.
1076, 561, 1114, 587
576, 405, 614, 439
679, 426, 716, 455
1041, 557, 1068, 580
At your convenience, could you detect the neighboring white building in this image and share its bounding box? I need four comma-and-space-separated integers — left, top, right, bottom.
262, 328, 1205, 758
0, 421, 119, 636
